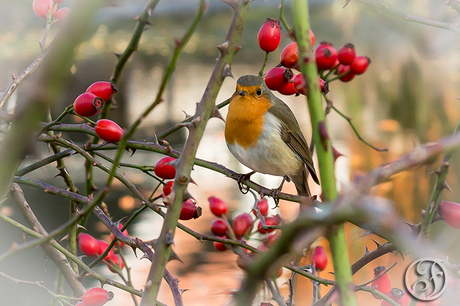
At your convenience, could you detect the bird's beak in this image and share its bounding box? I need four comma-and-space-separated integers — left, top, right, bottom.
238, 90, 248, 96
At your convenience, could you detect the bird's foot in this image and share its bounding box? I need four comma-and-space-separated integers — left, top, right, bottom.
270, 176, 289, 206
237, 171, 255, 194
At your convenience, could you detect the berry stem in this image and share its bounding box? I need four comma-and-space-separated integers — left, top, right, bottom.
325, 96, 388, 152
258, 51, 269, 77
279, 0, 292, 35
323, 63, 340, 80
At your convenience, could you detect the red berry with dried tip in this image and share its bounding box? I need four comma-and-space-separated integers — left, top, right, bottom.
73, 92, 103, 117
350, 56, 371, 75
82, 287, 114, 306
211, 219, 228, 236
440, 201, 460, 229
315, 42, 338, 71
380, 288, 410, 306
78, 233, 99, 257
180, 200, 202, 220
280, 42, 299, 69
86, 81, 118, 102
232, 213, 253, 237
336, 65, 355, 82
312, 246, 327, 271
257, 18, 281, 53
253, 198, 269, 217
371, 266, 392, 299
54, 7, 71, 26
264, 67, 293, 91
208, 196, 228, 217
33, 0, 56, 19
337, 43, 356, 65
154, 156, 176, 179
258, 216, 279, 234
95, 119, 123, 143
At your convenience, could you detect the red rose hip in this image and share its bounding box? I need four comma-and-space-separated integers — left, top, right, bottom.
208, 196, 228, 217
179, 200, 202, 220
78, 233, 99, 257
86, 81, 118, 102
253, 198, 269, 217
336, 65, 355, 82
54, 7, 71, 26
371, 266, 392, 299
264, 67, 293, 91
350, 56, 371, 75
213, 239, 227, 251
440, 201, 460, 229
280, 42, 299, 69
277, 75, 297, 96
33, 0, 56, 19
95, 119, 123, 143
73, 92, 103, 117
257, 216, 279, 233
257, 18, 281, 53
312, 246, 327, 271
232, 213, 253, 237
162, 181, 174, 197
315, 42, 337, 71
211, 219, 228, 236
154, 156, 176, 179
337, 43, 356, 65
110, 223, 129, 247
97, 240, 115, 262
82, 287, 113, 306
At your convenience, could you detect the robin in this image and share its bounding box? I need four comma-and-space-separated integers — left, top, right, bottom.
225, 75, 319, 197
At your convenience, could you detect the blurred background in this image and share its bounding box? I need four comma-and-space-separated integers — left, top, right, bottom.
1, 0, 460, 305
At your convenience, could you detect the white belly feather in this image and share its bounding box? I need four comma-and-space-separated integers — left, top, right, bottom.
227, 112, 303, 177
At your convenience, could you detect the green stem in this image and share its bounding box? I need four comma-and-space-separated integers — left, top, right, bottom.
291, 0, 357, 305
279, 0, 292, 35
258, 52, 269, 76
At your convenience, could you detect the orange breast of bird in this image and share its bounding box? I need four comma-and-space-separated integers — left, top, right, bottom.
225, 85, 273, 149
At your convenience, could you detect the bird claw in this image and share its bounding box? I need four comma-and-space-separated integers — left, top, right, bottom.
270, 176, 288, 206
237, 171, 255, 194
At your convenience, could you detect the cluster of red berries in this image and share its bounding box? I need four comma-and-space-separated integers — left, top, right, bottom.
77, 231, 127, 273
156, 156, 202, 220
33, 0, 71, 26
257, 18, 371, 96
76, 287, 113, 306
208, 196, 281, 257
72, 81, 124, 143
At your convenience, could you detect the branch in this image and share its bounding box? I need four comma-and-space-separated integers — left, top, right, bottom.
9, 183, 85, 296
140, 0, 251, 304
355, 0, 460, 34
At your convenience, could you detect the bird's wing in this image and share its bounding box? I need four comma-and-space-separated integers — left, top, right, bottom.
267, 96, 320, 185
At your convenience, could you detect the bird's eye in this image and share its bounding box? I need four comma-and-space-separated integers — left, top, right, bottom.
256, 88, 262, 96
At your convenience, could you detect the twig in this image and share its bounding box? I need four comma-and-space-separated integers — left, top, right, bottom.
265, 279, 287, 306
356, 262, 396, 288
326, 96, 387, 152
9, 183, 85, 296
355, 0, 460, 34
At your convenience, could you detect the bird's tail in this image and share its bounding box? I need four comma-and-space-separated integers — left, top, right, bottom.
292, 168, 311, 198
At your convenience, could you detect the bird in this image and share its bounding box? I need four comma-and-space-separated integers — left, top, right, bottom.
225, 74, 319, 197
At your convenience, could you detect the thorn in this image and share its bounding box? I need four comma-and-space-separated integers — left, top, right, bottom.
54, 172, 64, 179
364, 246, 370, 256
191, 116, 201, 128
394, 249, 405, 260
179, 289, 189, 295
182, 110, 193, 120
442, 181, 452, 192
222, 63, 233, 79
114, 52, 122, 59
140, 252, 150, 260
343, 0, 352, 9
60, 234, 69, 242
372, 239, 382, 248
332, 145, 345, 163
76, 224, 87, 231
169, 249, 183, 263
211, 106, 225, 122
11, 73, 16, 80
221, 0, 238, 10
174, 38, 181, 49
131, 246, 138, 257
359, 230, 372, 237
216, 41, 229, 56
